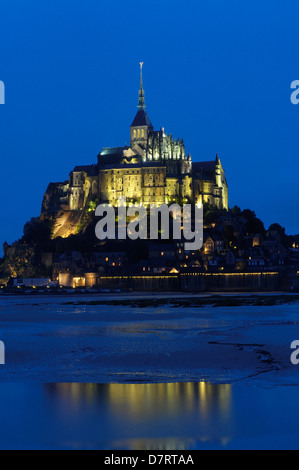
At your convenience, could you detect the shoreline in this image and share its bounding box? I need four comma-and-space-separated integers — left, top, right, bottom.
1, 290, 299, 308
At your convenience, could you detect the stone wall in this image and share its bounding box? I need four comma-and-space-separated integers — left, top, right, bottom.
181, 272, 280, 292
97, 274, 179, 291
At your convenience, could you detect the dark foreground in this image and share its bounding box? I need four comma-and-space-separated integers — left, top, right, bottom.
0, 293, 299, 449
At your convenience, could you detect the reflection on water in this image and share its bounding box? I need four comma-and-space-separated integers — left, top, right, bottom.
2, 382, 299, 449
44, 383, 233, 449
46, 382, 232, 418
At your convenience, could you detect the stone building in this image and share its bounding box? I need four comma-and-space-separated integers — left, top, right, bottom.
41, 64, 229, 237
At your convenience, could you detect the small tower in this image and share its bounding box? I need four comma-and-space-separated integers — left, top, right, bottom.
130, 62, 153, 148
215, 154, 229, 210
215, 154, 222, 188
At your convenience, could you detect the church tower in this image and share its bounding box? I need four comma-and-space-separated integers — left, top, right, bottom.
130, 63, 153, 148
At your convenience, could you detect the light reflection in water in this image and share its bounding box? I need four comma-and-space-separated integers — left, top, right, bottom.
44, 382, 233, 450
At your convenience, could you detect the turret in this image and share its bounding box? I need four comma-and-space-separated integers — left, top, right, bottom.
215, 154, 222, 188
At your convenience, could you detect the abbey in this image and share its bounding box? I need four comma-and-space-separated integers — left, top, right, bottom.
41, 64, 228, 238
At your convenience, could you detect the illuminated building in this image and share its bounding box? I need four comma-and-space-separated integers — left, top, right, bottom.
41, 64, 229, 237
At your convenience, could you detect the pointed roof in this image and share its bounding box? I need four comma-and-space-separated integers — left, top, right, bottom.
131, 62, 153, 129
131, 109, 153, 128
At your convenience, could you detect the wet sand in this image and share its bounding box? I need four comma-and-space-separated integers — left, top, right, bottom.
0, 293, 298, 384
0, 294, 299, 449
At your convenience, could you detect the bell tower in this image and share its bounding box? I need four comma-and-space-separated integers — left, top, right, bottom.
130, 62, 153, 148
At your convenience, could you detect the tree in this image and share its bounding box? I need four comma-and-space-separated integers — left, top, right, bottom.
231, 206, 241, 215
242, 209, 256, 221
23, 218, 52, 244
245, 217, 265, 235
268, 223, 289, 247
269, 223, 286, 236
240, 209, 265, 235
204, 203, 220, 225
5, 247, 36, 278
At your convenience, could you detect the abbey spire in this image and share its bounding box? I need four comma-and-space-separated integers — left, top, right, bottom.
138, 62, 145, 110
130, 62, 153, 147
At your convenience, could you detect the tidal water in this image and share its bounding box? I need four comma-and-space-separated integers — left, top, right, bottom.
0, 294, 299, 449
0, 382, 299, 450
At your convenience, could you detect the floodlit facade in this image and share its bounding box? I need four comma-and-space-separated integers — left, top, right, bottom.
41, 64, 228, 237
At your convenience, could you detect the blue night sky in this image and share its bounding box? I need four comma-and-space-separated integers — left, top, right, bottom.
0, 0, 299, 248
